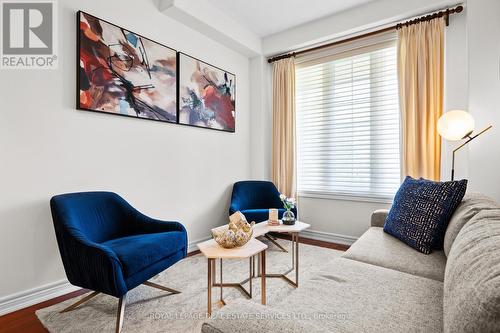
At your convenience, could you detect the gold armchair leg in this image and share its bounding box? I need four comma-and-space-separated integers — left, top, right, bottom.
143, 281, 181, 294
59, 291, 126, 333
59, 291, 100, 313
116, 295, 126, 333
264, 234, 288, 252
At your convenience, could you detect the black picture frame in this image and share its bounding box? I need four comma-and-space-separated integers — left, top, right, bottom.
177, 52, 236, 133
76, 11, 178, 125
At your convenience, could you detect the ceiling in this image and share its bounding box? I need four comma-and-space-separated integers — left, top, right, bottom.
206, 0, 376, 37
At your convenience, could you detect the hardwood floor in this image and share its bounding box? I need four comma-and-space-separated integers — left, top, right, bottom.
0, 289, 90, 333
271, 233, 350, 251
0, 237, 349, 333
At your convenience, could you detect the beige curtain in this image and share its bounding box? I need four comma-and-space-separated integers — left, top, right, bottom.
272, 58, 296, 198
398, 18, 444, 181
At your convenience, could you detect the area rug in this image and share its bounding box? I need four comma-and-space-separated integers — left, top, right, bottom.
36, 239, 343, 333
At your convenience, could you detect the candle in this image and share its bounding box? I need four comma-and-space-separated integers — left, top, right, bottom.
269, 209, 278, 222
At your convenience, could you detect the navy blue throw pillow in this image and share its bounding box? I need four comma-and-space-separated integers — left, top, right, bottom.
383, 176, 467, 254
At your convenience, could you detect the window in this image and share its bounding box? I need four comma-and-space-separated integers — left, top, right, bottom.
296, 39, 400, 200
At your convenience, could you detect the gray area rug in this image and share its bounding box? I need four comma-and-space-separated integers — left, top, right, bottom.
36, 239, 342, 332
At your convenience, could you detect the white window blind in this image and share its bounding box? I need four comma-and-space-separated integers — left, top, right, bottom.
296, 39, 400, 199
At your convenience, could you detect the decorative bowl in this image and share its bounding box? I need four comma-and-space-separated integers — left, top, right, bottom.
212, 212, 255, 248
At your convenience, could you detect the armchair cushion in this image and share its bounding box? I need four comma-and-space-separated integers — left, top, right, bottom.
103, 231, 187, 277
124, 250, 185, 291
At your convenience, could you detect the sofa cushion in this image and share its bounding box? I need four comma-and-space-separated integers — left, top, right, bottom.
443, 191, 500, 257
288, 258, 444, 333
204, 258, 444, 333
102, 231, 186, 277
383, 176, 467, 254
444, 209, 500, 333
343, 227, 446, 281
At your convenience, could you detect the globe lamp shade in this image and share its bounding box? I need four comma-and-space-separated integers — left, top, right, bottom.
437, 110, 475, 141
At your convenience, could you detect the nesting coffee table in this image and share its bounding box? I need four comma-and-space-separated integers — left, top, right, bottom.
252, 220, 310, 287
198, 220, 310, 314
197, 238, 267, 315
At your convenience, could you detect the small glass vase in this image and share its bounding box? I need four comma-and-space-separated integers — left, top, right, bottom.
282, 209, 295, 225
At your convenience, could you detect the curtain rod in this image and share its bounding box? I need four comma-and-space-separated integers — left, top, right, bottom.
267, 5, 463, 64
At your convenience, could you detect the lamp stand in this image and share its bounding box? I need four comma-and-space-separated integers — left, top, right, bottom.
450, 125, 492, 181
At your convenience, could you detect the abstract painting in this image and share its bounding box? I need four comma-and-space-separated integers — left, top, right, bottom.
178, 53, 236, 132
77, 11, 177, 123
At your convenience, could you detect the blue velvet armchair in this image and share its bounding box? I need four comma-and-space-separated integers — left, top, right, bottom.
229, 181, 297, 223
230, 181, 297, 252
50, 191, 187, 332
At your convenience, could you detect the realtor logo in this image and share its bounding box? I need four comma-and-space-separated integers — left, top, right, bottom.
1, 0, 57, 69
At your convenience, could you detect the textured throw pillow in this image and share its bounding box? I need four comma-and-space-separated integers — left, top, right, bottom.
383, 176, 467, 254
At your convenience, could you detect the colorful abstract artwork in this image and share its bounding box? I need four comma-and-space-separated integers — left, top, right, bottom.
178, 53, 236, 132
77, 11, 177, 123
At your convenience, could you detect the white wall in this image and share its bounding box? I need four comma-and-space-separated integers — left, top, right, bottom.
0, 0, 251, 299
442, 11, 469, 181
298, 197, 390, 240
252, 0, 477, 240
249, 56, 273, 180
467, 0, 500, 200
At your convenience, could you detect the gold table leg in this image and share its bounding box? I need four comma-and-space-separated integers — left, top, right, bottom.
211, 257, 255, 305
207, 258, 212, 316
252, 255, 257, 278
261, 250, 266, 305
249, 257, 253, 298
296, 232, 299, 286
263, 232, 300, 287
218, 259, 225, 306
257, 253, 261, 277
264, 234, 288, 252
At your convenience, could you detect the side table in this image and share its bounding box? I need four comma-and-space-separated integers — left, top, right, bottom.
197, 238, 267, 315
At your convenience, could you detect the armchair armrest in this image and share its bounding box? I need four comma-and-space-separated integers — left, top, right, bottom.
133, 212, 186, 234
130, 211, 188, 257
371, 209, 389, 227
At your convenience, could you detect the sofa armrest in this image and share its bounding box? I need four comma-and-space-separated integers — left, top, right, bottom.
371, 209, 389, 227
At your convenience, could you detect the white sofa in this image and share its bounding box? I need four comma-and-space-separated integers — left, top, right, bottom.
201, 192, 500, 333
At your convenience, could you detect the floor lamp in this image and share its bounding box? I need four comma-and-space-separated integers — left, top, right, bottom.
437, 110, 492, 181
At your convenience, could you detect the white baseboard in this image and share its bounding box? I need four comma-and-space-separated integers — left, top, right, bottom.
0, 279, 79, 316
300, 229, 358, 246
187, 235, 211, 253
0, 236, 211, 317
